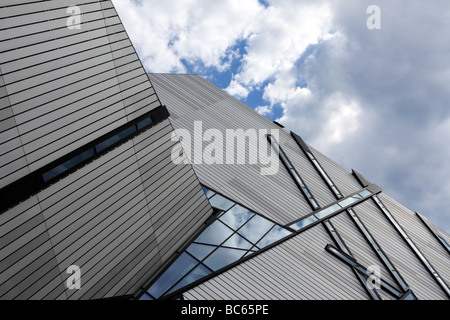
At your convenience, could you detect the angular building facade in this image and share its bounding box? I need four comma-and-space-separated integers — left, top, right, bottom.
1, 0, 449, 300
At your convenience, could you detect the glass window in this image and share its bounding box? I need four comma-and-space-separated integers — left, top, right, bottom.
223, 233, 253, 250
203, 247, 246, 271
42, 148, 95, 182
137, 117, 153, 130
314, 204, 341, 219
243, 251, 255, 258
195, 220, 234, 246
219, 204, 254, 230
291, 170, 306, 188
401, 292, 416, 300
147, 252, 197, 298
139, 293, 154, 300
238, 215, 274, 244
309, 198, 320, 210
95, 125, 137, 153
439, 237, 450, 250
202, 186, 215, 199
337, 197, 358, 208
280, 150, 293, 169
324, 221, 350, 255
209, 194, 235, 211
186, 243, 216, 261
331, 186, 342, 197
290, 215, 318, 231
166, 264, 211, 295
358, 190, 372, 198
256, 226, 291, 248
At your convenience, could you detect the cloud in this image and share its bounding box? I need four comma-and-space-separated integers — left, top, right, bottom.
113, 0, 450, 233
278, 0, 450, 233
112, 0, 263, 73
225, 79, 250, 99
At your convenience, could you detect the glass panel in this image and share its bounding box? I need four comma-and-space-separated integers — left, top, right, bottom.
42, 148, 95, 182
331, 186, 340, 195
209, 194, 235, 211
139, 293, 154, 300
290, 215, 318, 231
314, 204, 341, 219
313, 160, 333, 186
195, 220, 234, 246
223, 233, 253, 250
256, 226, 291, 248
186, 243, 217, 261
309, 198, 320, 210
402, 292, 416, 300
439, 237, 450, 250
137, 117, 153, 130
280, 150, 293, 169
202, 186, 215, 199
358, 190, 372, 198
243, 251, 255, 258
147, 252, 197, 298
166, 264, 211, 295
291, 170, 306, 188
203, 247, 246, 271
301, 186, 312, 198
95, 125, 137, 153
337, 197, 358, 208
238, 215, 274, 244
219, 204, 254, 230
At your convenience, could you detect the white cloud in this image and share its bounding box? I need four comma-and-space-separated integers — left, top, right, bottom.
112, 0, 263, 73
255, 105, 272, 116
225, 79, 250, 99
113, 0, 450, 233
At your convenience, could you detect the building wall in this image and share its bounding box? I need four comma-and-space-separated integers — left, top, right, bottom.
0, 1, 212, 300
150, 73, 450, 300
0, 119, 213, 300
149, 73, 351, 226
0, 0, 160, 188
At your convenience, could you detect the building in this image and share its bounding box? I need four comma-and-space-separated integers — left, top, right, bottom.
1, 0, 449, 300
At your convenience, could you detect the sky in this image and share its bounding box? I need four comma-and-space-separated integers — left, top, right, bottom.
112, 0, 450, 234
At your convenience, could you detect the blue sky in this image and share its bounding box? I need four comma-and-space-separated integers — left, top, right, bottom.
113, 0, 450, 234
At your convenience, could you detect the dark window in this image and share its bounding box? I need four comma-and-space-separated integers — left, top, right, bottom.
42, 148, 95, 182
137, 117, 153, 130
95, 125, 137, 153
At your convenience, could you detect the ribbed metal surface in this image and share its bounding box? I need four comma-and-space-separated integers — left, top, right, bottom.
183, 225, 368, 300
0, 0, 160, 188
329, 212, 398, 287
0, 1, 212, 300
0, 120, 212, 299
150, 73, 449, 300
149, 73, 342, 225
377, 194, 450, 297
352, 198, 448, 300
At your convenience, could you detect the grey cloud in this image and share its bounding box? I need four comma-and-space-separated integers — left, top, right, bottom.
282, 0, 450, 233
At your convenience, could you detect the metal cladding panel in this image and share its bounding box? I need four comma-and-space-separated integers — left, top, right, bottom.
183, 224, 368, 300
0, 0, 161, 188
0, 120, 213, 299
329, 212, 397, 286
377, 194, 450, 293
309, 146, 363, 197
149, 73, 348, 225
352, 199, 448, 300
